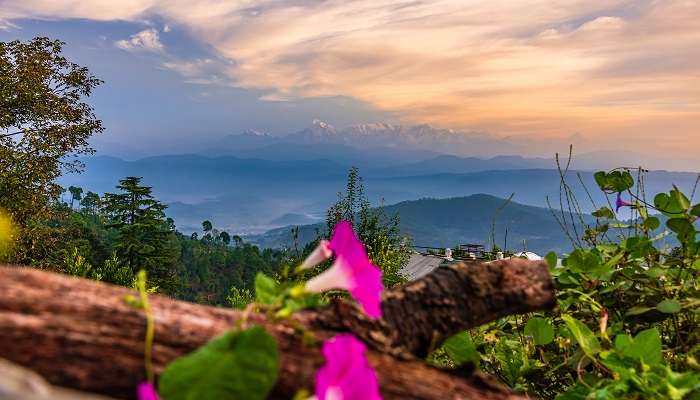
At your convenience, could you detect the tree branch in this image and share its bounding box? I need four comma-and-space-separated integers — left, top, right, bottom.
0, 260, 554, 399
310, 258, 556, 357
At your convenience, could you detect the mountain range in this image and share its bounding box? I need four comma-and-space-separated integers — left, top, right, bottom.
63, 120, 698, 244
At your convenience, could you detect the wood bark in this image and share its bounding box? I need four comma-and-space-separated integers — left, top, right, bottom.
0, 259, 554, 400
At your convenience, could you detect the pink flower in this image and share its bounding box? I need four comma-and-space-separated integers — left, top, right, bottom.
137, 382, 159, 400
300, 221, 384, 319
615, 192, 632, 212
315, 334, 382, 400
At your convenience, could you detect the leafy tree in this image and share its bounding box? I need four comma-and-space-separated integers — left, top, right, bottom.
80, 191, 101, 215
232, 235, 243, 247
219, 231, 231, 245
0, 37, 103, 256
68, 185, 83, 209
0, 38, 103, 266
326, 167, 410, 286
103, 177, 180, 293
202, 220, 213, 235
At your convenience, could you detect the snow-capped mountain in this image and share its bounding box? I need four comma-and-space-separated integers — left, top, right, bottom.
285, 120, 522, 156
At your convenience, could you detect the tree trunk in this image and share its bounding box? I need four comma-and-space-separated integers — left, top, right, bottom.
0, 259, 554, 400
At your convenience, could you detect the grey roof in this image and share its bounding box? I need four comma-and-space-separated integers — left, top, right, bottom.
401, 253, 445, 281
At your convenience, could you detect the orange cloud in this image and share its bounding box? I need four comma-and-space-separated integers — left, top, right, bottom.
2, 0, 699, 159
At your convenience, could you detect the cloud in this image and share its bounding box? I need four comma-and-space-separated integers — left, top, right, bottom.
2, 0, 699, 156
115, 28, 164, 52
0, 19, 20, 31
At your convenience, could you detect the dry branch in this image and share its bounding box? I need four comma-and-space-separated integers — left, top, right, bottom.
0, 259, 554, 400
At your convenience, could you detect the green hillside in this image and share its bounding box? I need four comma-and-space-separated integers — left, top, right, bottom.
249, 194, 592, 254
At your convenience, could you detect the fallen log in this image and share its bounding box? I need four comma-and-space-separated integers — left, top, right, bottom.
0, 259, 554, 400
311, 258, 556, 357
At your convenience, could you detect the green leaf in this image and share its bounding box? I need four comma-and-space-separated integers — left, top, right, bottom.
592, 207, 615, 219
656, 299, 681, 314
545, 251, 558, 269
524, 317, 554, 345
625, 306, 653, 316
643, 216, 661, 231
595, 170, 634, 192
671, 186, 691, 211
691, 203, 700, 217
565, 249, 600, 274
627, 328, 662, 365
159, 326, 279, 400
655, 189, 690, 217
561, 314, 601, 357
667, 218, 695, 237
254, 273, 280, 305
593, 171, 608, 191
614, 334, 633, 353
443, 331, 479, 365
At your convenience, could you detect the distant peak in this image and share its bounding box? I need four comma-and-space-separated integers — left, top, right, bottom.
311, 119, 334, 130
242, 128, 271, 137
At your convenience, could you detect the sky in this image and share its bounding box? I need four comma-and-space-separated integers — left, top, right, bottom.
1, 0, 698, 167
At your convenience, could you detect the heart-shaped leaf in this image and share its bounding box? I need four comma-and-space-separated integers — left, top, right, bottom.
524, 317, 554, 345
443, 331, 479, 365
159, 326, 279, 400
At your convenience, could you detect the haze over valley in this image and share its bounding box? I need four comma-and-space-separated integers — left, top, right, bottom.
61, 120, 699, 252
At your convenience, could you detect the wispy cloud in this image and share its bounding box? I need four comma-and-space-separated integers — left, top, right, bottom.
0, 19, 20, 31
115, 28, 164, 52
2, 0, 699, 155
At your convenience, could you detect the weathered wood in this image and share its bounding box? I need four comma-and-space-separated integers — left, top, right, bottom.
0, 260, 554, 399
312, 258, 556, 357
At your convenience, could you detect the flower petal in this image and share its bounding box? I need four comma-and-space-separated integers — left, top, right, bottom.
347, 262, 383, 319
137, 382, 159, 400
305, 259, 353, 293
298, 240, 333, 271
315, 334, 382, 400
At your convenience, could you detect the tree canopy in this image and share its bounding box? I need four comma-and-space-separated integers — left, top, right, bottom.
0, 37, 103, 263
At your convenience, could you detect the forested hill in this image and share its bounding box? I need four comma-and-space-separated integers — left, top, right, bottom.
249, 194, 594, 254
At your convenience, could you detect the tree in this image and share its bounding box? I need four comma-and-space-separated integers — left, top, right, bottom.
326, 167, 410, 286
0, 37, 103, 224
232, 235, 243, 247
202, 220, 213, 235
102, 177, 180, 293
79, 191, 101, 215
219, 231, 231, 245
68, 186, 83, 209
0, 37, 103, 264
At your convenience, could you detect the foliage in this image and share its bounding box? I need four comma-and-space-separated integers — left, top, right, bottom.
227, 286, 254, 310
0, 37, 103, 263
62, 247, 100, 279
159, 326, 279, 400
253, 272, 324, 318
432, 168, 700, 399
325, 167, 411, 286
0, 210, 15, 260
3, 174, 287, 302
102, 177, 181, 291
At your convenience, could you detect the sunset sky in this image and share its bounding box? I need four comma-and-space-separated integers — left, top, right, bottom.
1, 1, 698, 167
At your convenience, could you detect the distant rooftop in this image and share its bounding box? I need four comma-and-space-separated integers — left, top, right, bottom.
401, 253, 445, 281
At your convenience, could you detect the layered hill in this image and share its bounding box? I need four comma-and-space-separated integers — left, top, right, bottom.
248, 194, 595, 255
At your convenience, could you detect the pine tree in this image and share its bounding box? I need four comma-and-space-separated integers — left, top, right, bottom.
326, 167, 411, 286
103, 177, 180, 293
